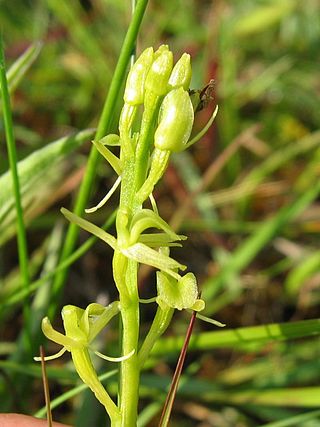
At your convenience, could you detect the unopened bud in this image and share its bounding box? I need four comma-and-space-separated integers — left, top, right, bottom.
145, 47, 173, 96
154, 87, 194, 152
168, 53, 192, 90
124, 47, 154, 105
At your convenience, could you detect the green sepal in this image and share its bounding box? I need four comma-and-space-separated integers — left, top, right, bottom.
119, 103, 136, 134
61, 207, 117, 249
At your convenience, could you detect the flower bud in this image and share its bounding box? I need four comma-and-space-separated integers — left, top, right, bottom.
153, 44, 170, 60
124, 47, 154, 105
145, 47, 173, 96
154, 87, 194, 152
168, 53, 192, 90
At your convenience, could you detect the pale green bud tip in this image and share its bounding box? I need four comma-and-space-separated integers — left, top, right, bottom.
154, 87, 194, 152
168, 53, 192, 90
154, 44, 169, 59
145, 49, 173, 96
124, 47, 154, 105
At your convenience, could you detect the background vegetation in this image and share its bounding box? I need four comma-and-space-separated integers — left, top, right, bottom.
0, 0, 319, 426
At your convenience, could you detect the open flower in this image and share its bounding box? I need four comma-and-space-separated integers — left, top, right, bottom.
61, 207, 187, 280
34, 302, 132, 420
156, 271, 205, 311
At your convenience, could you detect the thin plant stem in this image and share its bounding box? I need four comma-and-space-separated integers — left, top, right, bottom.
49, 0, 150, 318
0, 39, 31, 354
159, 310, 197, 427
39, 346, 53, 427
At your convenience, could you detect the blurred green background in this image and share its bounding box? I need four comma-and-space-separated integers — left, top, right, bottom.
0, 0, 320, 426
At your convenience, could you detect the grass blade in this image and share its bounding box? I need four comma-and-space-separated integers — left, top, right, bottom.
0, 38, 31, 353
151, 318, 320, 355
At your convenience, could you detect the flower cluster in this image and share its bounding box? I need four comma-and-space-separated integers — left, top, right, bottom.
62, 45, 209, 308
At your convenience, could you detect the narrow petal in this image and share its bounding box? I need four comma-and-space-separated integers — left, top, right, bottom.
139, 232, 186, 246
34, 347, 67, 362
93, 348, 135, 362
196, 313, 226, 327
85, 176, 121, 213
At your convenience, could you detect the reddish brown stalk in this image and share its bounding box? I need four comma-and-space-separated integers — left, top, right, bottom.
158, 310, 197, 427
40, 346, 53, 427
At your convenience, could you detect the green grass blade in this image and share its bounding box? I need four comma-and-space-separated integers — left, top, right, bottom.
234, 0, 296, 37
6, 41, 42, 93
0, 39, 31, 353
202, 180, 320, 310
261, 409, 320, 427
151, 318, 320, 355
285, 251, 320, 296
0, 128, 95, 245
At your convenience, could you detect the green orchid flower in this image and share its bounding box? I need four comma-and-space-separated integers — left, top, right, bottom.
156, 271, 205, 312
61, 207, 187, 280
35, 302, 132, 421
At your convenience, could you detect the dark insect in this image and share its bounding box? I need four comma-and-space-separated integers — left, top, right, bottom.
189, 79, 215, 112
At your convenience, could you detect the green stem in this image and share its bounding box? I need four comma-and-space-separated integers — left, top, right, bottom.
0, 40, 31, 354
49, 0, 150, 318
138, 305, 174, 369
132, 95, 161, 210
115, 259, 139, 426
119, 303, 140, 425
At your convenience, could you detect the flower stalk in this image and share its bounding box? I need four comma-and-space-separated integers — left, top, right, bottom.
37, 45, 218, 426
